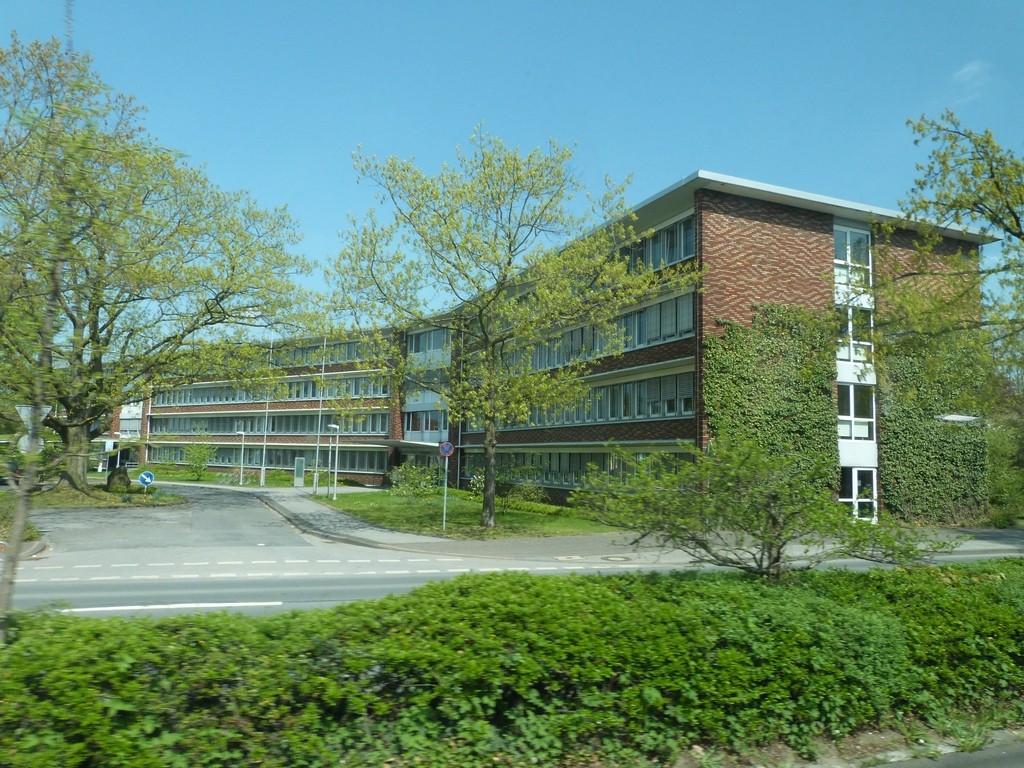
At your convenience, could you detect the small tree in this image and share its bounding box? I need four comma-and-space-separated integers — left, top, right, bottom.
572, 438, 955, 582
182, 437, 215, 481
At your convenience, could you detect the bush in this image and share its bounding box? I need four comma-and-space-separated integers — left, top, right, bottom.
2, 565, 1024, 766
389, 462, 442, 496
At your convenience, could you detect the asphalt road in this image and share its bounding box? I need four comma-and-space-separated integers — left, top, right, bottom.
13, 484, 672, 615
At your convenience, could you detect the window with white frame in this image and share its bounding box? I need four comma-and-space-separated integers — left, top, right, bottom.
643, 218, 696, 270
840, 466, 877, 521
836, 305, 873, 362
834, 226, 871, 293
409, 328, 448, 354
837, 383, 874, 440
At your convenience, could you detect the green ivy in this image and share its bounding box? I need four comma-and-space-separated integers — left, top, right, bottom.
703, 304, 839, 484
878, 354, 988, 524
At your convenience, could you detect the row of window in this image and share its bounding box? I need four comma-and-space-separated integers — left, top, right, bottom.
149, 412, 390, 436
516, 371, 696, 429
531, 293, 696, 371
149, 445, 389, 473
623, 217, 696, 271
153, 375, 389, 407
273, 339, 367, 367
463, 449, 690, 488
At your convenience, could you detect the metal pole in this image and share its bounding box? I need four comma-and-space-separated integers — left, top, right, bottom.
328, 423, 340, 500
236, 431, 245, 485
442, 455, 449, 531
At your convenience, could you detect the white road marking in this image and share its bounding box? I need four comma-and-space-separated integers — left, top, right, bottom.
61, 601, 284, 614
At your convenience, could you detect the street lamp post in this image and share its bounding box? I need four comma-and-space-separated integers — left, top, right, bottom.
236, 431, 245, 486
328, 424, 340, 500
113, 431, 122, 470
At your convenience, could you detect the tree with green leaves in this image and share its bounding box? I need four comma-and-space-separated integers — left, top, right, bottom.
182, 435, 216, 482
330, 129, 692, 527
869, 111, 1018, 524
0, 34, 311, 491
572, 438, 954, 582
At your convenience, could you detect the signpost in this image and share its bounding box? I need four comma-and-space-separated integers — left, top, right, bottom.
138, 470, 155, 499
439, 441, 454, 531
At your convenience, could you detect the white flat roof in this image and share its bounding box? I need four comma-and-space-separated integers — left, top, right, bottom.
635, 170, 995, 244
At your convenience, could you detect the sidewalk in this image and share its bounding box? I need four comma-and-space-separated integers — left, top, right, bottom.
252, 485, 1024, 564
254, 485, 658, 563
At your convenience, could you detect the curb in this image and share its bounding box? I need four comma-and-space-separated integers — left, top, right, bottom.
254, 492, 413, 551
0, 539, 48, 561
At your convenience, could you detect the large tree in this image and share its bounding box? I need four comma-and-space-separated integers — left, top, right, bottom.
330, 129, 691, 526
0, 34, 311, 489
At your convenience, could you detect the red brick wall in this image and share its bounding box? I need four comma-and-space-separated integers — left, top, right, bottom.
693, 189, 835, 449
697, 189, 834, 330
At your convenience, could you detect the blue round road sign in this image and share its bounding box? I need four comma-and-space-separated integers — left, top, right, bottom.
138, 471, 155, 486
439, 441, 455, 457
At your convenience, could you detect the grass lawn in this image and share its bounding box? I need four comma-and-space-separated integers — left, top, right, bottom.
320, 490, 619, 539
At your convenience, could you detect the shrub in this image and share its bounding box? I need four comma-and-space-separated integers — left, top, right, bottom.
2, 566, 1023, 766
389, 462, 441, 496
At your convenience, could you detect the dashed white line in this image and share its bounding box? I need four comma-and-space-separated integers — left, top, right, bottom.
246, 572, 274, 578
34, 565, 63, 570
111, 563, 139, 568
73, 564, 102, 569
89, 576, 121, 581
130, 575, 160, 580
183, 562, 208, 566
147, 562, 174, 567
316, 559, 340, 564
211, 573, 236, 578
217, 561, 243, 566
171, 574, 200, 579
385, 570, 410, 574
251, 560, 276, 564
284, 559, 308, 564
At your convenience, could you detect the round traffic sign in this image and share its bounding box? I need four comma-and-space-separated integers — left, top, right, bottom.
439, 441, 455, 457
138, 471, 155, 486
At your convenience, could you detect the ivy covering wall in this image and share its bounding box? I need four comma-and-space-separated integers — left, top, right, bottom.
703, 304, 839, 483
878, 353, 988, 525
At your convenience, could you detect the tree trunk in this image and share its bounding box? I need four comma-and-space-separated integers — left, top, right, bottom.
61, 422, 93, 491
0, 410, 43, 646
0, 469, 35, 645
480, 420, 497, 528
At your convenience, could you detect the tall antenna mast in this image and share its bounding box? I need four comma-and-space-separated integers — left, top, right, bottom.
64, 0, 74, 53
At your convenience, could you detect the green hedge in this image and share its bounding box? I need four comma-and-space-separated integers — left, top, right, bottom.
2, 564, 1024, 767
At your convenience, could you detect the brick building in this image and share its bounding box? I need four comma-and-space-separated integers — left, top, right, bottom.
122, 171, 988, 514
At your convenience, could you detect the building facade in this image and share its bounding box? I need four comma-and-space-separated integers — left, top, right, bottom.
116, 172, 987, 514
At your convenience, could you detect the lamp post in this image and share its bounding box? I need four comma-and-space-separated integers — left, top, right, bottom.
328, 424, 340, 500
113, 431, 122, 469
236, 431, 245, 486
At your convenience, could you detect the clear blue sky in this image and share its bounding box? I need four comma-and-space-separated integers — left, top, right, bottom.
5, 0, 1023, 278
